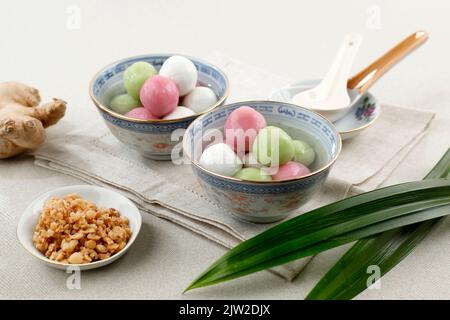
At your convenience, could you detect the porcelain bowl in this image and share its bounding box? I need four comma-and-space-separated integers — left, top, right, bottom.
89, 54, 229, 160
17, 185, 142, 270
183, 101, 342, 223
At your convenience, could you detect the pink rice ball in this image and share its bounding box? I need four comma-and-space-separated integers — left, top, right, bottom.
125, 107, 159, 120
224, 106, 267, 155
272, 161, 311, 180
140, 75, 179, 117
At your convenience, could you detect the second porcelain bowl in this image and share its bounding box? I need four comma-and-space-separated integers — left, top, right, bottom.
183, 101, 342, 223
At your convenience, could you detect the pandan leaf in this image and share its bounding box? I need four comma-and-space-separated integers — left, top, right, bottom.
185, 171, 450, 292
306, 148, 450, 300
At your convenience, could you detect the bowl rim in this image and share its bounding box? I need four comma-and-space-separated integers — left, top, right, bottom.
16, 185, 142, 268
88, 53, 230, 124
182, 100, 342, 184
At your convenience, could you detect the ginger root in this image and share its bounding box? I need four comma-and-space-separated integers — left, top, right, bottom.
0, 82, 66, 159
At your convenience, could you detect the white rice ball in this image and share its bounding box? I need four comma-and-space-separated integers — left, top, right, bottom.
159, 56, 198, 96
162, 106, 195, 120
183, 86, 218, 113
199, 143, 242, 177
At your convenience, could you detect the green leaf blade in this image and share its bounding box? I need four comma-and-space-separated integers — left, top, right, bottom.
306, 148, 450, 300
188, 204, 449, 291
186, 178, 450, 292
305, 219, 441, 300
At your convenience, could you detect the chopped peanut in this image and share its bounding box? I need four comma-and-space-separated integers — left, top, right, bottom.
85, 240, 97, 249
68, 252, 83, 264
32, 194, 131, 264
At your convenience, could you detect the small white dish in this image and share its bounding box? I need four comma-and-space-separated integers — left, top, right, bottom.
269, 79, 381, 140
17, 185, 142, 270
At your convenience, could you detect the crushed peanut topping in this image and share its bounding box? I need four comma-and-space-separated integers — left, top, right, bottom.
33, 194, 131, 264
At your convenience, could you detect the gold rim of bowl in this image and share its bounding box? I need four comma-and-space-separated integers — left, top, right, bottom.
182, 100, 343, 184
88, 53, 230, 124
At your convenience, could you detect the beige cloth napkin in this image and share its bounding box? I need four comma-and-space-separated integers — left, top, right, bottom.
33, 53, 434, 281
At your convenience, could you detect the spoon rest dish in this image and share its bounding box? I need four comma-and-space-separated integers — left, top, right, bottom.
270, 79, 380, 140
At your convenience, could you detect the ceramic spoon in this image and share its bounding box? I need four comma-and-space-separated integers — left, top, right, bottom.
294, 31, 429, 122
346, 30, 429, 101
292, 33, 362, 121
270, 31, 429, 139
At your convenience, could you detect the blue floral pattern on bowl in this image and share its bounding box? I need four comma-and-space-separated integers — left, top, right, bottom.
183, 101, 342, 223
89, 54, 229, 160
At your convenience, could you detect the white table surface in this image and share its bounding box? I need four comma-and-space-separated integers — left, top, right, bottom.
0, 0, 449, 299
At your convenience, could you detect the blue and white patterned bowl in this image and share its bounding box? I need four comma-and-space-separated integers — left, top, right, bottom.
183, 101, 342, 223
89, 54, 229, 160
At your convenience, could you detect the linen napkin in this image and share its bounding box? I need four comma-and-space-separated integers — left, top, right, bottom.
33, 52, 435, 281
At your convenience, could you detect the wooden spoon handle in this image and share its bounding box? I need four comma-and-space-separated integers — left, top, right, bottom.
347, 30, 429, 93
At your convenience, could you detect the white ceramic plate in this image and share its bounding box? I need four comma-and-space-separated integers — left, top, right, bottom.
269, 79, 381, 140
17, 185, 142, 270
